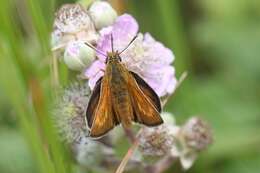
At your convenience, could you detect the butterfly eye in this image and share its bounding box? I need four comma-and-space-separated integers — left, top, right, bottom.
105, 57, 108, 64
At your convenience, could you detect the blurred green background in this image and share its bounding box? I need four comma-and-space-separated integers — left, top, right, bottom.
0, 0, 260, 173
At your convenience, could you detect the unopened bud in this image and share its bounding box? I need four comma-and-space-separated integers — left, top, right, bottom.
139, 124, 178, 156
181, 117, 213, 151
64, 41, 95, 71
89, 1, 117, 30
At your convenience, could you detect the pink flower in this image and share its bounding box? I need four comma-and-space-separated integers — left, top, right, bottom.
85, 14, 177, 97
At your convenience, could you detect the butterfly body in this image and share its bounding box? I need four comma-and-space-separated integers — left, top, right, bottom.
86, 51, 163, 138
109, 53, 135, 128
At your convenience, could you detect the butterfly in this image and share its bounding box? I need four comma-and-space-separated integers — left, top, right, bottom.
85, 35, 163, 138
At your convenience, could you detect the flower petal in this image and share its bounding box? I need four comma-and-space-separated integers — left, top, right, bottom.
85, 60, 105, 78
85, 14, 177, 97
88, 70, 104, 90
96, 14, 138, 58
143, 33, 175, 65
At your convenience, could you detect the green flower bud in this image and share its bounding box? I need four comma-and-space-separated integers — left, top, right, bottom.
64, 41, 95, 71
89, 1, 117, 30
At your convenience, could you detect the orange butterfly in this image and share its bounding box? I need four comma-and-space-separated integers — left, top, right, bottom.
86, 35, 163, 138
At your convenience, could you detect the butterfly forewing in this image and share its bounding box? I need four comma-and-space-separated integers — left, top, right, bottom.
130, 71, 161, 112
128, 72, 163, 126
87, 75, 116, 137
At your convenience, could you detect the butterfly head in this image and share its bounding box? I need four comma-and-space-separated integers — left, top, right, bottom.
84, 34, 137, 64
106, 51, 122, 64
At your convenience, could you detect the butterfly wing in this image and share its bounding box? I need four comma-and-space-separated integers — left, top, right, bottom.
128, 72, 163, 126
86, 75, 116, 138
130, 71, 161, 112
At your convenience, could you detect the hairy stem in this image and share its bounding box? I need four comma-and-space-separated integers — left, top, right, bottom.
115, 129, 143, 173
123, 127, 136, 143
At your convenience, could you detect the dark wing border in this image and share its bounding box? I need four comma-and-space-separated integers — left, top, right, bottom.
130, 71, 161, 112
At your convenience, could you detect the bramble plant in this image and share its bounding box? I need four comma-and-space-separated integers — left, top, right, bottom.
51, 1, 213, 173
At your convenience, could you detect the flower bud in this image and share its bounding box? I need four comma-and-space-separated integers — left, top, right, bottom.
138, 124, 178, 156
181, 117, 213, 151
89, 1, 117, 30
52, 82, 91, 144
64, 41, 95, 71
171, 117, 213, 170
75, 138, 103, 168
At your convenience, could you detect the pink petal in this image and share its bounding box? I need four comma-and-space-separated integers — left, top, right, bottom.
85, 60, 105, 78
88, 70, 104, 90
166, 77, 177, 94
96, 14, 138, 57
144, 33, 175, 65
143, 66, 175, 96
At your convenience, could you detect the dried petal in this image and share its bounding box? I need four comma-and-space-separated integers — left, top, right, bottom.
52, 4, 98, 50
54, 4, 93, 33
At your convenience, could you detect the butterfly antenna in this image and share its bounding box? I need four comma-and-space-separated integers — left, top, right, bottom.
110, 34, 114, 52
84, 41, 107, 58
119, 35, 138, 55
